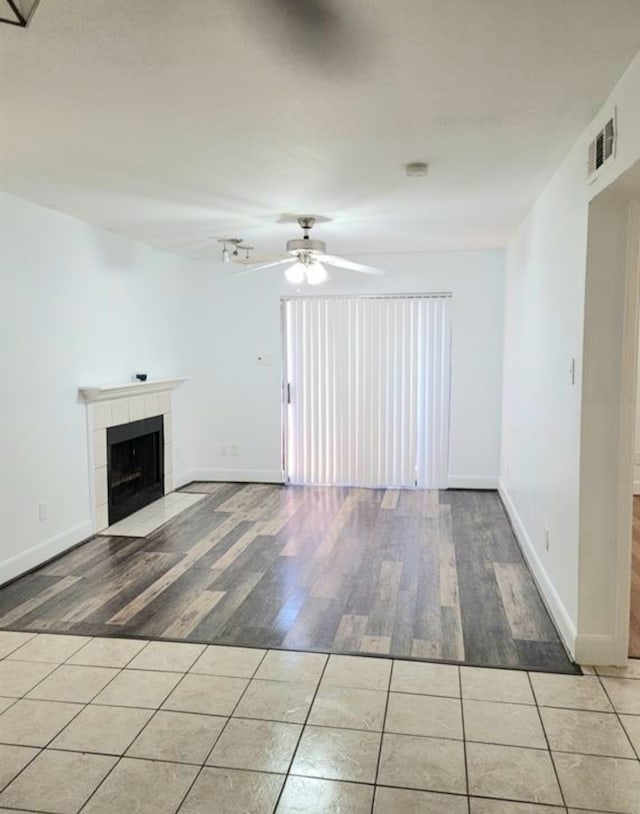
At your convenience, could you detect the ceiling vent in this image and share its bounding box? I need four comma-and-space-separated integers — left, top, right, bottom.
588, 111, 616, 181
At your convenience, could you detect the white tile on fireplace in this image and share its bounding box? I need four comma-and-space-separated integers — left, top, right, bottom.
111, 399, 131, 427
158, 392, 171, 414
165, 472, 175, 493
144, 394, 160, 418
165, 444, 174, 474
94, 466, 108, 507
163, 413, 173, 444
93, 401, 113, 431
95, 503, 109, 532
99, 493, 206, 538
129, 396, 145, 422
93, 429, 107, 468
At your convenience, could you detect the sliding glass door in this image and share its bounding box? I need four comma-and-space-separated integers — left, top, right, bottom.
282, 294, 452, 489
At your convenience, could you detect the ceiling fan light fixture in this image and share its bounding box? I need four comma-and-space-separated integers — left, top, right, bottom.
218, 237, 243, 264
285, 261, 306, 284
306, 261, 328, 285
232, 217, 385, 280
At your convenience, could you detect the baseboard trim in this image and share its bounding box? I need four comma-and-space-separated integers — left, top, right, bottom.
634, 479, 640, 496
184, 468, 285, 485
498, 480, 577, 660
175, 470, 197, 489
447, 476, 498, 489
0, 519, 94, 587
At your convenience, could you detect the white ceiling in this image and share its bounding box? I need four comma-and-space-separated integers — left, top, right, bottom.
1, 0, 640, 260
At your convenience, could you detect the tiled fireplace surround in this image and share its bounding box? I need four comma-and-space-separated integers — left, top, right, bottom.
79, 379, 185, 533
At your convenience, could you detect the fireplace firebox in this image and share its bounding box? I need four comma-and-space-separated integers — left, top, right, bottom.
107, 415, 164, 525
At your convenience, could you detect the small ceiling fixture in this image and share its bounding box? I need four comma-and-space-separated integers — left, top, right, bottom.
217, 238, 244, 264
405, 161, 429, 177
233, 217, 384, 285
0, 0, 42, 27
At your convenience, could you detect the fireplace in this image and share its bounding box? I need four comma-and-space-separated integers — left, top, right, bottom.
107, 415, 164, 525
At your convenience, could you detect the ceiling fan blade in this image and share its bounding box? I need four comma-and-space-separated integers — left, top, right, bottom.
231, 257, 295, 276
317, 254, 385, 276
254, 0, 361, 71
233, 255, 287, 266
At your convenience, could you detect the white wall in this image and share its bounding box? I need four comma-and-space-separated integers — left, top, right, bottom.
183, 250, 505, 489
0, 192, 197, 584
500, 51, 640, 662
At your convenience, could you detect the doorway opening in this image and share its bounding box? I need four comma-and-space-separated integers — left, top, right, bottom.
581, 161, 640, 665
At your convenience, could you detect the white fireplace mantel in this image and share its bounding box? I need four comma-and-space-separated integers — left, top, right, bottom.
79, 377, 186, 403
79, 377, 185, 532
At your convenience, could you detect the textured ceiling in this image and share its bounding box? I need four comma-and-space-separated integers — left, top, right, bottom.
1, 0, 640, 259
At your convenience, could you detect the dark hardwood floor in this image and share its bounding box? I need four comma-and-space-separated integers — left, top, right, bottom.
0, 483, 577, 673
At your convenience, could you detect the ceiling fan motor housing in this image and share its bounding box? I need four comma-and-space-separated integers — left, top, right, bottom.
286, 237, 326, 255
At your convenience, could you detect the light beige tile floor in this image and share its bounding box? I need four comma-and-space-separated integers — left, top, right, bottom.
0, 631, 638, 814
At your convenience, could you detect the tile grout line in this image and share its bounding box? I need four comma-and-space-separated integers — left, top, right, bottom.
4, 720, 639, 765
370, 656, 394, 813
0, 631, 39, 659
459, 665, 471, 814
171, 646, 272, 813
73, 652, 194, 814
593, 670, 640, 762
527, 671, 568, 810
111, 647, 206, 767
269, 653, 332, 813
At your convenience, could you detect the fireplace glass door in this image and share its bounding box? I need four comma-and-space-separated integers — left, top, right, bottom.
107, 415, 164, 525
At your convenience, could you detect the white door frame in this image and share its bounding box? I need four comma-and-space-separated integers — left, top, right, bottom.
280, 298, 291, 483
613, 199, 640, 661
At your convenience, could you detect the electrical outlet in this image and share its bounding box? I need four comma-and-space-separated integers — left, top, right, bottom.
230, 444, 239, 457
38, 502, 48, 522
220, 446, 228, 458
544, 528, 550, 551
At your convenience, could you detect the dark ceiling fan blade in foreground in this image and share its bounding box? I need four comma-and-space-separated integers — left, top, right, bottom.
267, 0, 340, 32
317, 254, 385, 275
255, 0, 360, 70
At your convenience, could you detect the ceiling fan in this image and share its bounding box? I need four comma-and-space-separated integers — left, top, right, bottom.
233, 217, 384, 285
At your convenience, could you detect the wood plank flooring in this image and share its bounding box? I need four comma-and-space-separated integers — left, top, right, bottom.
631, 496, 640, 658
0, 483, 577, 672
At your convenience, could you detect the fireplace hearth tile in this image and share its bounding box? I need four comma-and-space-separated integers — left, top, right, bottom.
100, 492, 205, 538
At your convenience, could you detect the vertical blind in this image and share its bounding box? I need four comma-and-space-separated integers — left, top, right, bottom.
283, 294, 452, 488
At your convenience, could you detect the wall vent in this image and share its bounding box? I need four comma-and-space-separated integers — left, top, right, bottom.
588, 112, 616, 181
